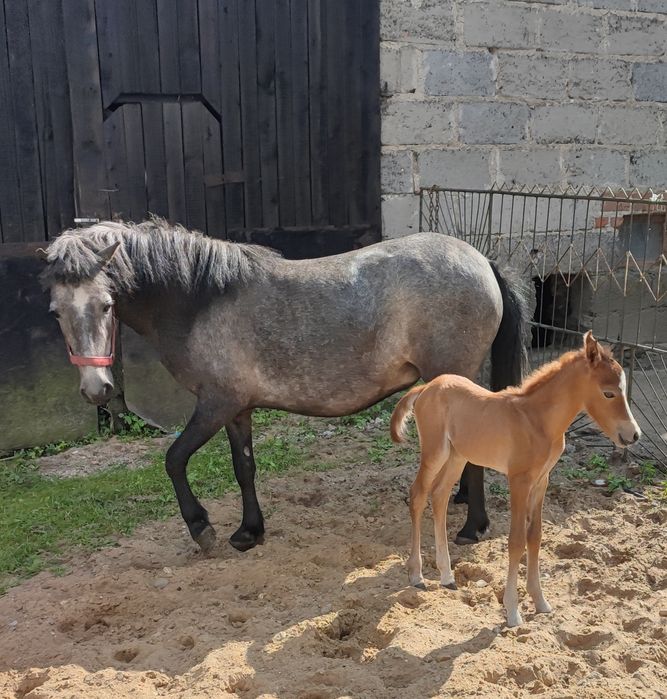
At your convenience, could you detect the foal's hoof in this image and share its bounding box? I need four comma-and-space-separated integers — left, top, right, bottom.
194, 524, 217, 554
229, 528, 264, 552
441, 581, 457, 591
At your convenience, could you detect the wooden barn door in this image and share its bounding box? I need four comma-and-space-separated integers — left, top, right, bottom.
0, 0, 381, 255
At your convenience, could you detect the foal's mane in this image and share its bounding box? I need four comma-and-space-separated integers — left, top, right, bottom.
41, 218, 280, 294
506, 343, 613, 396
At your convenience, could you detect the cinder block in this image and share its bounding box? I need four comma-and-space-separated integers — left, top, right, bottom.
532, 105, 598, 144
497, 54, 569, 99
598, 107, 661, 145
498, 149, 562, 186
632, 63, 667, 102
606, 14, 667, 56
381, 194, 421, 239
569, 59, 633, 100
419, 149, 492, 189
381, 45, 421, 96
539, 8, 604, 53
578, 0, 635, 9
636, 0, 667, 13
563, 148, 627, 186
381, 0, 456, 43
382, 100, 455, 145
463, 2, 539, 49
423, 50, 494, 96
459, 102, 530, 144
381, 150, 415, 194
630, 150, 667, 187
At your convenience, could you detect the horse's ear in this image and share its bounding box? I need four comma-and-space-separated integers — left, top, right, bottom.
584, 330, 600, 365
35, 247, 48, 262
96, 241, 121, 265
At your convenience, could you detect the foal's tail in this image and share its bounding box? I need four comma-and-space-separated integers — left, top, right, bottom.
390, 385, 425, 443
489, 263, 530, 391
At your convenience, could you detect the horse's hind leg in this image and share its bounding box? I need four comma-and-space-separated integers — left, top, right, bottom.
455, 464, 490, 545
431, 453, 467, 589
225, 410, 265, 552
166, 402, 227, 552
526, 474, 552, 615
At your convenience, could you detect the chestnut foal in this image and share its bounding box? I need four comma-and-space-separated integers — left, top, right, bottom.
391, 332, 640, 627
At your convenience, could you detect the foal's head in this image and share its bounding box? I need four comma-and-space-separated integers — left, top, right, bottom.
581, 331, 641, 448
42, 240, 121, 405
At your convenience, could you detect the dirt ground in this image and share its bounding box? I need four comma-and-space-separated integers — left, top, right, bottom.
1, 424, 666, 699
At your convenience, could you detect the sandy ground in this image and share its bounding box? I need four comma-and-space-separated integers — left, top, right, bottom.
1, 430, 667, 698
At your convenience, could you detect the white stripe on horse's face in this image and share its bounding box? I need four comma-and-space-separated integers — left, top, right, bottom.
619, 369, 627, 396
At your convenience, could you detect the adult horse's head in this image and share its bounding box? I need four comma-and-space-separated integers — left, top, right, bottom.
41, 232, 125, 405
582, 331, 641, 449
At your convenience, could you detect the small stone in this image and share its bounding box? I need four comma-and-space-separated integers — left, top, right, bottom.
162, 567, 173, 576
9, 620, 17, 630
592, 479, 607, 487
475, 580, 488, 588
153, 577, 169, 589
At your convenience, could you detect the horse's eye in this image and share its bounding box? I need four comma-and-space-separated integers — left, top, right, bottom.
103, 304, 112, 313
603, 391, 615, 399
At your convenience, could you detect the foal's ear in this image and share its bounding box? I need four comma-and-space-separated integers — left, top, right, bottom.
96, 241, 121, 265
584, 331, 601, 365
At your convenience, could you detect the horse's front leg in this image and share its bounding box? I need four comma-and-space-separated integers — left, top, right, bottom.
455, 464, 490, 544
165, 401, 228, 552
226, 410, 265, 552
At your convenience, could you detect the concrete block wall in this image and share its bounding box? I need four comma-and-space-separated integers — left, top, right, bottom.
380, 0, 667, 238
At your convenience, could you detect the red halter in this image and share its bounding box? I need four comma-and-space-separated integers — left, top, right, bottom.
67, 313, 117, 367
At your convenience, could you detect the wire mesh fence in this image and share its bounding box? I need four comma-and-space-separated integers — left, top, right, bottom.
420, 184, 667, 469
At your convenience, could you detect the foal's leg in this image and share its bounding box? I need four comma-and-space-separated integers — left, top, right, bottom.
407, 452, 448, 588
431, 455, 467, 589
455, 464, 490, 545
504, 476, 532, 627
225, 410, 265, 552
165, 402, 227, 552
526, 474, 552, 614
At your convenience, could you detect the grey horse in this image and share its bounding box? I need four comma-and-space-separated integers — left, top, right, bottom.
41, 220, 528, 552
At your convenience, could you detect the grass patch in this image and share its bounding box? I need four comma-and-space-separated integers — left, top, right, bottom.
0, 419, 306, 594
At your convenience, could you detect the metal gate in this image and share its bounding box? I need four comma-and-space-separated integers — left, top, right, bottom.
421, 185, 667, 468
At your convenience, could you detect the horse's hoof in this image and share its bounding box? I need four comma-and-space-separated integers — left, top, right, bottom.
229, 528, 263, 552
454, 534, 478, 546
441, 581, 457, 590
194, 524, 217, 553
413, 581, 427, 590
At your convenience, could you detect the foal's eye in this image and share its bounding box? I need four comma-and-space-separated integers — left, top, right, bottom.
103, 303, 112, 313
603, 391, 615, 399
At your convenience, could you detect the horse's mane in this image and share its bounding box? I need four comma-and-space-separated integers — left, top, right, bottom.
40, 218, 280, 294
505, 343, 613, 396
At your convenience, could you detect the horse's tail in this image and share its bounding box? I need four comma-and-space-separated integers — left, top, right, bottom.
390, 385, 425, 443
489, 262, 530, 391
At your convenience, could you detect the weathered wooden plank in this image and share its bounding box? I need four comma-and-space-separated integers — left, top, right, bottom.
162, 103, 186, 225
103, 108, 130, 219
307, 0, 327, 226
142, 103, 169, 219
122, 104, 147, 221
28, 0, 74, 236
290, 0, 311, 225
199, 0, 221, 116
202, 111, 225, 237
345, 0, 364, 226
359, 0, 381, 234
275, 0, 295, 226
5, 0, 45, 241
177, 1, 201, 93
325, 0, 345, 227
95, 0, 123, 108
238, 0, 262, 228
157, 0, 180, 92
219, 0, 244, 232
256, 0, 279, 228
0, 3, 22, 242
182, 102, 207, 232
63, 0, 108, 221
135, 0, 161, 93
